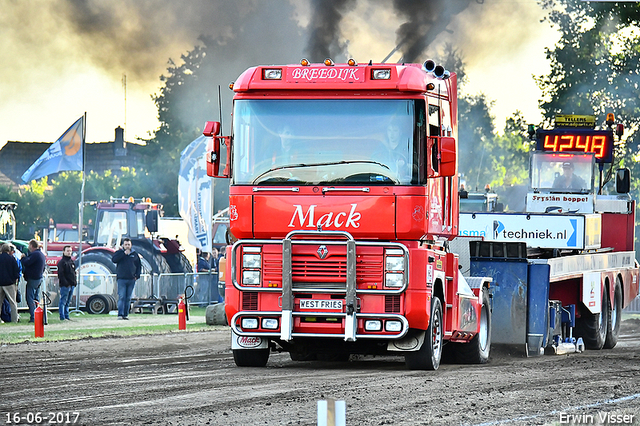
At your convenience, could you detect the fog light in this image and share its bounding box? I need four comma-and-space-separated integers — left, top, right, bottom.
242, 270, 261, 285
385, 320, 402, 332
242, 318, 258, 329
364, 320, 382, 331
262, 318, 278, 329
385, 272, 404, 288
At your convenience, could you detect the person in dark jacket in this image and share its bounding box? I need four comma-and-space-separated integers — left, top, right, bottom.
57, 245, 77, 321
0, 243, 20, 323
111, 238, 142, 320
21, 239, 46, 323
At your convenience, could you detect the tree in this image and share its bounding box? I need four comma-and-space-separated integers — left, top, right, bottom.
537, 1, 640, 180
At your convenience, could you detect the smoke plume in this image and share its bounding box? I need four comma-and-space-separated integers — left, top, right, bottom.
305, 0, 357, 62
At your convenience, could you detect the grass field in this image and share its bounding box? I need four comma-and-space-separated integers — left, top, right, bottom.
0, 306, 220, 344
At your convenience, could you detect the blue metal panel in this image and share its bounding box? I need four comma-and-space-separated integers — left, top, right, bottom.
470, 258, 529, 345
527, 263, 551, 355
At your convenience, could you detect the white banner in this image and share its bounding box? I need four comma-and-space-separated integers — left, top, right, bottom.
459, 213, 588, 249
178, 135, 212, 252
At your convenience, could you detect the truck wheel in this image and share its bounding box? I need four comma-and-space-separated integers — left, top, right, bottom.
576, 286, 609, 350
405, 297, 443, 370
86, 294, 110, 314
604, 278, 623, 349
233, 349, 269, 367
453, 289, 491, 364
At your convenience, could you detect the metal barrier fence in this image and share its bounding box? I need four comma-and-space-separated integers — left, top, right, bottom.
624, 295, 640, 314
14, 271, 223, 312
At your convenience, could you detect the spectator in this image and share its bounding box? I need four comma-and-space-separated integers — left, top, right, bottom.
21, 239, 46, 323
0, 243, 20, 323
197, 252, 210, 272
111, 238, 141, 320
57, 245, 77, 321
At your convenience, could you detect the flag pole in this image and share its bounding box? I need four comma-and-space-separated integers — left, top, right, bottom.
72, 112, 87, 314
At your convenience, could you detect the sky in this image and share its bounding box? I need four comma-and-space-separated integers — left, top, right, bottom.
0, 0, 560, 149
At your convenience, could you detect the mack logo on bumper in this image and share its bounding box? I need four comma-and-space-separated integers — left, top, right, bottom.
237, 336, 263, 348
288, 204, 361, 229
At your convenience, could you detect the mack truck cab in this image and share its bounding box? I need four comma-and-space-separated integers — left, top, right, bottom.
205, 59, 491, 370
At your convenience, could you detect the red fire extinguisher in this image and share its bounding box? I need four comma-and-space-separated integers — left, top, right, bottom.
34, 303, 44, 338
178, 296, 186, 330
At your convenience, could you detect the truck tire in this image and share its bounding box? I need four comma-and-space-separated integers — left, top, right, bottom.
106, 294, 117, 311
405, 297, 443, 370
78, 252, 117, 276
453, 289, 491, 364
604, 278, 623, 349
233, 349, 269, 367
576, 286, 609, 350
86, 294, 110, 314
205, 303, 227, 325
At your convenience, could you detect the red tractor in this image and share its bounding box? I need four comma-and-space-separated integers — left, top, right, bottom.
46, 197, 193, 313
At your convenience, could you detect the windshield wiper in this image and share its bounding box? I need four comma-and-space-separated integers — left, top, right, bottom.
252, 160, 390, 185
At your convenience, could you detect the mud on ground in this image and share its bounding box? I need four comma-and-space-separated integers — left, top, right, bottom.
1, 320, 639, 425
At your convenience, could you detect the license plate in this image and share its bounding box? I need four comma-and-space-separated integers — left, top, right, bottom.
299, 299, 343, 310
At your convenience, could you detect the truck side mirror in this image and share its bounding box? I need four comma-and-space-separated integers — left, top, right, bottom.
616, 168, 630, 194
146, 210, 159, 233
204, 121, 230, 178
439, 137, 457, 177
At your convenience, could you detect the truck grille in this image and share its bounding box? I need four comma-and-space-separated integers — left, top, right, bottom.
262, 246, 384, 289
242, 292, 258, 310
385, 295, 401, 313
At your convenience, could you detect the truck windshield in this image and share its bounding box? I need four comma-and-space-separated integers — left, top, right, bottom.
530, 152, 595, 194
232, 99, 423, 185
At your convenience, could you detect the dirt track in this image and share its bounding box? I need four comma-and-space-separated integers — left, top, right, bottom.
1, 320, 639, 426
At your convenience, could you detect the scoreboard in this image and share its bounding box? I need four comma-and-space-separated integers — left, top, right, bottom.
536, 128, 614, 163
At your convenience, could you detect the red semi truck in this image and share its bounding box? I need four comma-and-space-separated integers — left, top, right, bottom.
204, 59, 491, 369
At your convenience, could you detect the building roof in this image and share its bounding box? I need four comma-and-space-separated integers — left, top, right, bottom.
0, 127, 147, 187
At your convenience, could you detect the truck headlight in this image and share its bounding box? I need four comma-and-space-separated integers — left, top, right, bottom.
262, 318, 279, 329
385, 320, 402, 332
385, 272, 404, 288
243, 253, 261, 268
364, 320, 382, 331
241, 318, 259, 329
385, 256, 404, 271
242, 270, 261, 285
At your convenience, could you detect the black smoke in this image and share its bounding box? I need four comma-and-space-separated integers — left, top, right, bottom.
392, 0, 473, 63
306, 0, 357, 62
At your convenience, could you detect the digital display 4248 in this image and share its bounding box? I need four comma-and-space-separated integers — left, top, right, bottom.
536, 129, 614, 163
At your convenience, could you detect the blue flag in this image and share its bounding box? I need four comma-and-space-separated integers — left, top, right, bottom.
21, 116, 84, 183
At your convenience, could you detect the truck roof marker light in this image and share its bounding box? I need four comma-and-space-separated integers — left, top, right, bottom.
348, 58, 357, 66
423, 59, 436, 73
300, 58, 310, 66
606, 113, 615, 126
127, 197, 135, 203
262, 69, 282, 80
229, 82, 234, 90
426, 83, 435, 90
324, 58, 335, 66
372, 69, 391, 80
